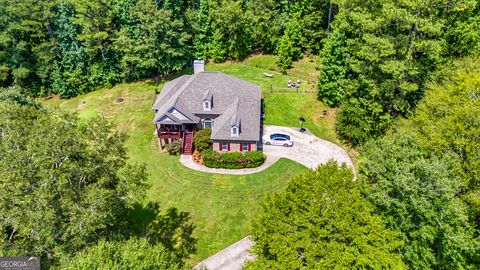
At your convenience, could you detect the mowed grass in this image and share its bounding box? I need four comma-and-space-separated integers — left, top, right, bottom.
41, 54, 339, 263
42, 81, 306, 263
208, 55, 338, 142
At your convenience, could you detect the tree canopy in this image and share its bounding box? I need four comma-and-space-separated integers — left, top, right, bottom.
0, 93, 196, 268
319, 0, 480, 145
360, 132, 479, 269
247, 162, 405, 269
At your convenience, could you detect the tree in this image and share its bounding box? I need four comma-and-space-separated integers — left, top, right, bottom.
276, 16, 302, 74
360, 132, 479, 269
210, 0, 252, 60
58, 238, 184, 270
114, 0, 192, 81
0, 0, 59, 95
317, 31, 348, 106
0, 86, 41, 108
247, 162, 405, 269
405, 58, 480, 230
0, 101, 147, 266
444, 1, 480, 57
70, 0, 122, 89
51, 2, 89, 97
324, 0, 448, 144
193, 0, 213, 59
245, 0, 284, 53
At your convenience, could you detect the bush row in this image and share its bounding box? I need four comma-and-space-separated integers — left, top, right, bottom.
202, 150, 266, 169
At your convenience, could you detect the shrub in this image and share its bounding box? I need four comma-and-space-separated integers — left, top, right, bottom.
165, 141, 182, 155
193, 128, 212, 152
202, 149, 266, 169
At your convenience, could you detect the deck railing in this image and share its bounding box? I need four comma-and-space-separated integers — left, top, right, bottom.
157, 129, 182, 140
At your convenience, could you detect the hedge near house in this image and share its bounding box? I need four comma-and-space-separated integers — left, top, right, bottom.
202, 149, 265, 169
193, 128, 212, 152
165, 141, 182, 155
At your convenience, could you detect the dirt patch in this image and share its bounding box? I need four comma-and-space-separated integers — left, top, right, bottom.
77, 101, 87, 110
115, 97, 125, 103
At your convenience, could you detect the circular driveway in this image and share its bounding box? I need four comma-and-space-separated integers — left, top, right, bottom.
180, 125, 354, 175
262, 125, 354, 170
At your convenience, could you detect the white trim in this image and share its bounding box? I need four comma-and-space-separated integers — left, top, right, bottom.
203, 100, 211, 111
203, 118, 213, 129
231, 125, 239, 137
221, 142, 228, 152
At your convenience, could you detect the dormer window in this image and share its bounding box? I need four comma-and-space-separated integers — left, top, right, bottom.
231, 125, 239, 137
203, 100, 211, 111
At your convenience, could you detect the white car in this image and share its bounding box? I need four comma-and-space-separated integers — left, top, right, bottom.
262, 133, 294, 147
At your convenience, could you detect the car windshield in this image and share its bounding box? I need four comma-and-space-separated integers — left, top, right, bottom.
270, 134, 290, 140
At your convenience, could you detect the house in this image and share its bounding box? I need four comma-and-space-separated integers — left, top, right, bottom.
152, 60, 262, 155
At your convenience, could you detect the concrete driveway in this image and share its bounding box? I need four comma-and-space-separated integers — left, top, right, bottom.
262, 125, 354, 170
192, 126, 355, 270
194, 237, 255, 270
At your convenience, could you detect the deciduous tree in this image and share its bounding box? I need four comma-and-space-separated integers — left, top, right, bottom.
247, 162, 405, 269
360, 133, 479, 269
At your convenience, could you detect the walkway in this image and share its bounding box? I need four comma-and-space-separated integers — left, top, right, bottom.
194, 237, 255, 270
179, 154, 280, 175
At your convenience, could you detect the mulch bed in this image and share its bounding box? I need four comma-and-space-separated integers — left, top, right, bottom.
192, 150, 203, 165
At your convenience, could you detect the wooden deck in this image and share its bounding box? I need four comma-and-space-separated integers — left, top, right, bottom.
157, 130, 182, 140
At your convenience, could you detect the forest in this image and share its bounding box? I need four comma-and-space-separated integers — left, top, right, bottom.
1, 0, 480, 269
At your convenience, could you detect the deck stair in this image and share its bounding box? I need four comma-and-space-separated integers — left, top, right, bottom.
182, 131, 194, 155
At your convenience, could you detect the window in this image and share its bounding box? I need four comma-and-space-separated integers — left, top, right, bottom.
221, 142, 228, 152
231, 126, 238, 136
203, 100, 211, 111
242, 143, 249, 152
203, 118, 213, 129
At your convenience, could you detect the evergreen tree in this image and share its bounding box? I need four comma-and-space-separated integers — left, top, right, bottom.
317, 31, 348, 106
276, 16, 302, 74
325, 0, 447, 144
193, 0, 213, 59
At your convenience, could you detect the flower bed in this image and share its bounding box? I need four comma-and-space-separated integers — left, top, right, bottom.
202, 149, 266, 169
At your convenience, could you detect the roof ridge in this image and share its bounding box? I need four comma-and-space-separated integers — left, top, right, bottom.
211, 97, 239, 138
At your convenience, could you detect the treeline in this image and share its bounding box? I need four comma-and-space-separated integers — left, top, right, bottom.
248, 58, 480, 269
0, 89, 195, 269
318, 0, 480, 145
0, 0, 331, 98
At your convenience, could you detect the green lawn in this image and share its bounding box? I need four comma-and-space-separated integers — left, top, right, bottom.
208, 55, 338, 142
42, 81, 306, 263
42, 54, 338, 264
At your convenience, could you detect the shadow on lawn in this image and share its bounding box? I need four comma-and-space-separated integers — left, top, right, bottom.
124, 202, 197, 260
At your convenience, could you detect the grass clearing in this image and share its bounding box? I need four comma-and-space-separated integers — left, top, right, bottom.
42, 80, 306, 264
208, 55, 337, 142
42, 54, 339, 263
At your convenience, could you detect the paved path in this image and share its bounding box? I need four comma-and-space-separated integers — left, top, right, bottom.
194, 237, 255, 270
179, 125, 354, 175
179, 154, 280, 175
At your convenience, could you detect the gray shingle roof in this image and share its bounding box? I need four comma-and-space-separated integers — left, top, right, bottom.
152, 72, 261, 142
